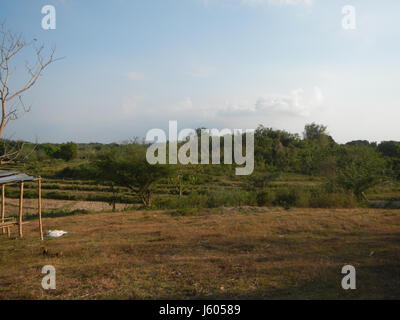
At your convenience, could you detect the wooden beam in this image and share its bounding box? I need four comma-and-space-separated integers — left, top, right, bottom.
1, 217, 15, 221
38, 177, 43, 241
0, 221, 20, 226
18, 182, 24, 238
0, 182, 25, 187
1, 184, 4, 235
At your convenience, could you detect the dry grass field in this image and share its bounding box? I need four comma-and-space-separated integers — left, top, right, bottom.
0, 207, 399, 300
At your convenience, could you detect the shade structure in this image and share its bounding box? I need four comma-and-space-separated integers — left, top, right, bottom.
0, 172, 37, 184
0, 171, 20, 178
0, 171, 43, 240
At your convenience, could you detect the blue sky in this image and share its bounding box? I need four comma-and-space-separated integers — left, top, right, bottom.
1, 0, 400, 143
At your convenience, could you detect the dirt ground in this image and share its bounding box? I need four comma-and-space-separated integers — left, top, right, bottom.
0, 207, 399, 299
2, 198, 129, 216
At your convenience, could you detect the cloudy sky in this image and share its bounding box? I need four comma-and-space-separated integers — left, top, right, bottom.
1, 0, 400, 143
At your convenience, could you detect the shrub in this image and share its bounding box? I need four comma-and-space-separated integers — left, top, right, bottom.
152, 190, 256, 210
274, 188, 298, 208
152, 197, 181, 210
45, 191, 78, 200
56, 163, 97, 179
40, 144, 59, 158
273, 187, 311, 208
309, 192, 358, 208
206, 190, 256, 208
256, 190, 276, 206
172, 207, 201, 216
56, 142, 78, 161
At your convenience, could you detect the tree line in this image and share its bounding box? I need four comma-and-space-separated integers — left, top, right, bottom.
15, 123, 400, 208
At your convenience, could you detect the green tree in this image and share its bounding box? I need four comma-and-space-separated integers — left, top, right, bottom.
333, 146, 387, 200
303, 123, 334, 147
40, 144, 59, 158
56, 142, 78, 161
94, 144, 174, 207
303, 123, 328, 141
377, 141, 400, 158
254, 125, 301, 170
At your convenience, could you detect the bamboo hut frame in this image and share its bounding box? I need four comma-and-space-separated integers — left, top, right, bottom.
0, 172, 43, 240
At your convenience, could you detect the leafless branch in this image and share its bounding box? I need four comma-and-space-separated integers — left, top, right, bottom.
0, 22, 58, 163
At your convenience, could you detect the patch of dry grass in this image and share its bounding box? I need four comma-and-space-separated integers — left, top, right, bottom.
0, 207, 399, 299
1, 198, 128, 216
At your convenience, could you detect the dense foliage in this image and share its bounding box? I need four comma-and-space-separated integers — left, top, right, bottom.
13, 123, 400, 210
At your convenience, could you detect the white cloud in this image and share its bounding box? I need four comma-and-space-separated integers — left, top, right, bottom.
219, 86, 324, 117
173, 97, 194, 111
117, 88, 324, 139
313, 86, 324, 104
120, 87, 324, 128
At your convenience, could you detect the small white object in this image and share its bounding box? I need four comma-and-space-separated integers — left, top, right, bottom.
46, 230, 68, 238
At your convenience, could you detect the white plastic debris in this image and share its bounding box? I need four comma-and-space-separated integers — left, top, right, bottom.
46, 230, 68, 238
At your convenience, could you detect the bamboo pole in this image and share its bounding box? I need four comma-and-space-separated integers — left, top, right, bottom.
1, 185, 4, 235
19, 182, 24, 238
38, 177, 43, 240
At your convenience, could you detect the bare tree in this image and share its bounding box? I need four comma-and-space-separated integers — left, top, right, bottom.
0, 23, 57, 163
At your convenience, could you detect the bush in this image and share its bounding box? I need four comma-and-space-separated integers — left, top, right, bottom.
273, 188, 310, 208
172, 207, 201, 216
45, 191, 78, 200
151, 189, 256, 210
56, 142, 78, 161
274, 188, 298, 208
152, 197, 181, 210
206, 190, 256, 208
309, 192, 358, 208
256, 190, 276, 206
56, 163, 98, 180
154, 186, 360, 210
40, 144, 59, 158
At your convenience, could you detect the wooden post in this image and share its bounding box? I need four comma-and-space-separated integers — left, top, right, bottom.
19, 182, 24, 238
1, 185, 4, 235
7, 226, 10, 238
38, 177, 43, 241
